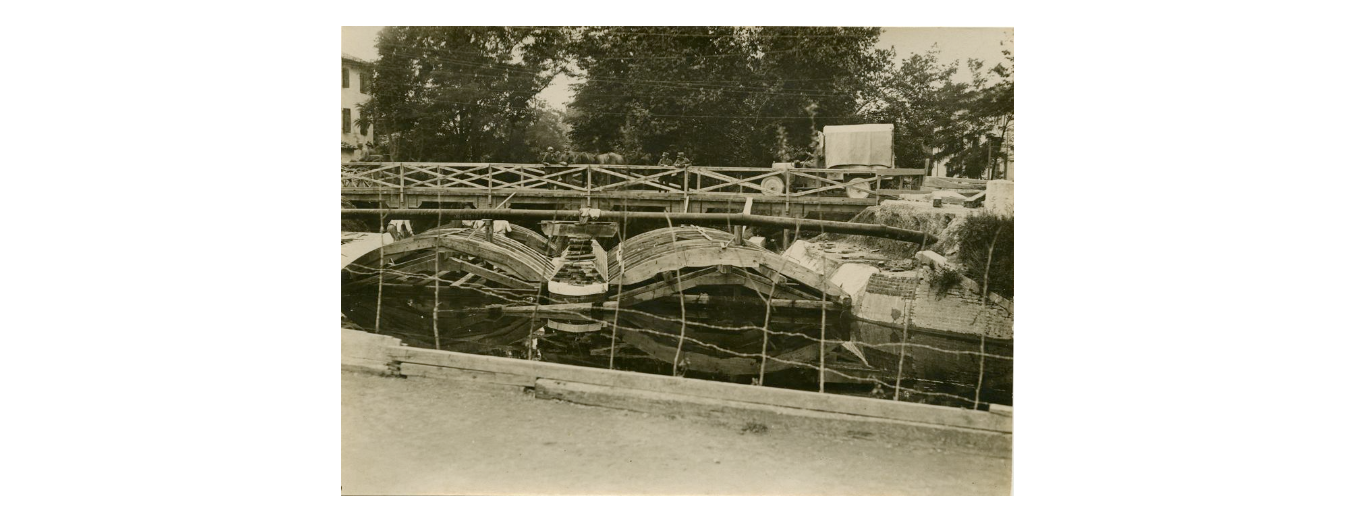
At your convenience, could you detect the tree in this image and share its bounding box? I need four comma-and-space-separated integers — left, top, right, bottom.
358, 26, 570, 162
974, 48, 1015, 179
564, 27, 889, 166
862, 45, 1014, 178
523, 101, 571, 154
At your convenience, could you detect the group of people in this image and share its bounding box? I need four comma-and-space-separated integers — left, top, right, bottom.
536, 147, 698, 189
349, 142, 384, 162
539, 147, 569, 166
655, 151, 691, 168
539, 147, 694, 168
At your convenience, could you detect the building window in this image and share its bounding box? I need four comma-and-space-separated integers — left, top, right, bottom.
360, 72, 371, 94
343, 108, 351, 133
342, 67, 350, 88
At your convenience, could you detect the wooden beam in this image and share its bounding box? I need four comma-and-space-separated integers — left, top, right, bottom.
736, 268, 820, 302
617, 268, 732, 306
341, 209, 938, 245
435, 255, 533, 290
450, 272, 477, 287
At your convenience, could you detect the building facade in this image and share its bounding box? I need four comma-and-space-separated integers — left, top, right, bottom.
342, 54, 375, 162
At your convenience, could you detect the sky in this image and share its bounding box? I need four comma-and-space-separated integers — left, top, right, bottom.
341, 27, 1013, 110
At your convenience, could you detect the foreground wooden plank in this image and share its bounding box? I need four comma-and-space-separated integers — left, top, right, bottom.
372, 344, 1010, 433
534, 379, 1010, 453
399, 363, 536, 388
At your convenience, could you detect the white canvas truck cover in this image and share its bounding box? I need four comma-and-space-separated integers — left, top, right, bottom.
823, 124, 894, 168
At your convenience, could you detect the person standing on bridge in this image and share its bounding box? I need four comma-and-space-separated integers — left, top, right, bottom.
656, 152, 678, 187
540, 146, 565, 166
352, 142, 371, 162
538, 146, 565, 190
670, 152, 693, 190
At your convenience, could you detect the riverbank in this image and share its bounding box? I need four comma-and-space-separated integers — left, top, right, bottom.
342, 370, 1011, 495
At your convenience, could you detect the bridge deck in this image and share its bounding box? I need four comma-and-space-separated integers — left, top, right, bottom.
341, 162, 925, 217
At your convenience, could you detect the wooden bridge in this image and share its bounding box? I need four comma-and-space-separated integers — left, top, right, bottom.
341, 162, 925, 218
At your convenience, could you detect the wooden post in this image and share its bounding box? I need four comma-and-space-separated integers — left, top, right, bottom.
818, 249, 828, 393
781, 195, 789, 249
758, 217, 802, 385
782, 175, 792, 250
682, 167, 690, 212
756, 270, 778, 386
607, 204, 627, 371
980, 227, 1001, 411
873, 171, 883, 205
434, 177, 442, 349
893, 298, 910, 401
735, 196, 752, 246
663, 213, 687, 377
375, 188, 385, 333
433, 249, 441, 349
586, 166, 592, 208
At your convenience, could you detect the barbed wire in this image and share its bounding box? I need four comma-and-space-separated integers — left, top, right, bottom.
341, 309, 989, 406
338, 308, 996, 405
341, 243, 1014, 361
346, 216, 1007, 408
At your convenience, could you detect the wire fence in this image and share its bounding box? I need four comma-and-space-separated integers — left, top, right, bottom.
341, 212, 1010, 410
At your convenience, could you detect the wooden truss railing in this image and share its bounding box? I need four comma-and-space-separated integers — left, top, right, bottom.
341, 162, 923, 201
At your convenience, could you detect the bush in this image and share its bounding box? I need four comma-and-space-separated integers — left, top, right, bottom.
929, 265, 965, 298
952, 213, 1013, 299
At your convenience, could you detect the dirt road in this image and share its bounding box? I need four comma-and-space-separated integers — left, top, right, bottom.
342, 370, 1011, 495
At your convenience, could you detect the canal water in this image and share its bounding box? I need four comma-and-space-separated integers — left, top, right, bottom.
341, 284, 1012, 410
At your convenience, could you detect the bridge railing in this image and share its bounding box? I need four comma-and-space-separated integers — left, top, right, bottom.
341, 162, 924, 200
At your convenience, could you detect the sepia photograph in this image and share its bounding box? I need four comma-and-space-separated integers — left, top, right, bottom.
340, 25, 1014, 495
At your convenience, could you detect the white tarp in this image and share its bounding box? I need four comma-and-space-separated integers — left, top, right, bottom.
780, 240, 819, 273
823, 124, 894, 168
828, 262, 881, 302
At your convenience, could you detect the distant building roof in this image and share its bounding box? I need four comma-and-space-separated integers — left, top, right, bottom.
342, 53, 372, 67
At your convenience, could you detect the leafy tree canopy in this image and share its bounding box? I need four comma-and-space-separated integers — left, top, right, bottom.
358, 26, 1013, 174
359, 26, 571, 162
565, 26, 891, 165
862, 46, 1014, 177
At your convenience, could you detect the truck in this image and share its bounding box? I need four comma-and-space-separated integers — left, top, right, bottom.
766, 123, 924, 197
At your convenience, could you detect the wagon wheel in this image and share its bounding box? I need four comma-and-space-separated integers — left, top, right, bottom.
844, 178, 871, 199
760, 176, 785, 195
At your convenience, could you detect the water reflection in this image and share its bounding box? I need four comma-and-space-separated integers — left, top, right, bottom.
341, 285, 1011, 409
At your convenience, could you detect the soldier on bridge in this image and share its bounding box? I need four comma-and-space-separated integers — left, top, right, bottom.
540, 146, 567, 166
656, 152, 678, 187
